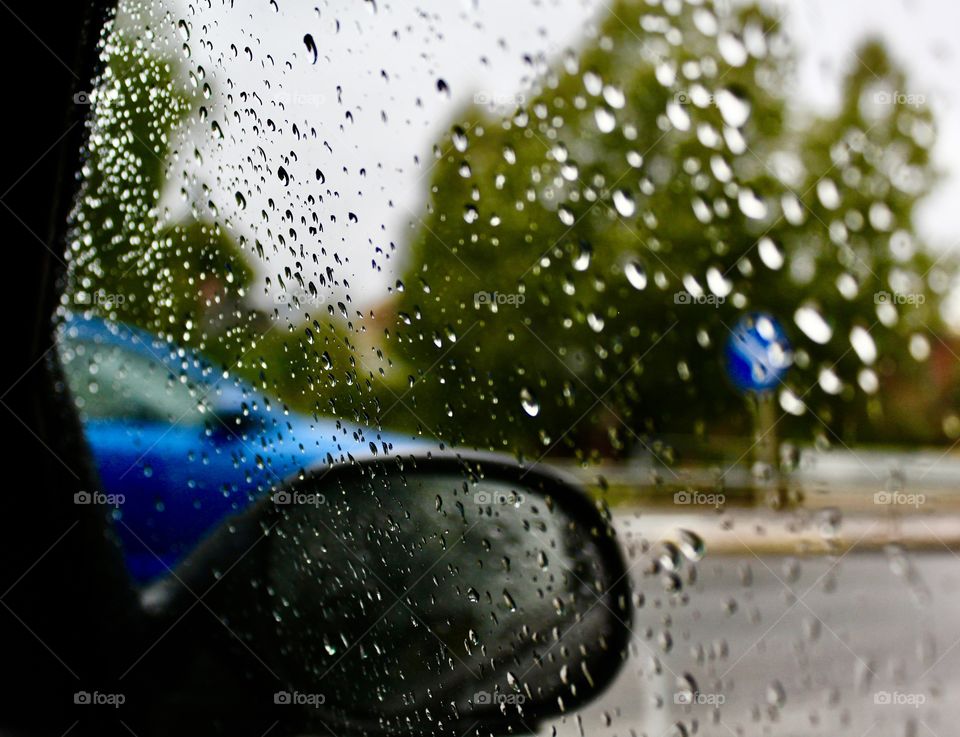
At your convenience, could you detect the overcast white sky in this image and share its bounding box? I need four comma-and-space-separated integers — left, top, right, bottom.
155, 0, 960, 311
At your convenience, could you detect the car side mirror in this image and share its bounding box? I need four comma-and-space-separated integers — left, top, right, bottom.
144, 452, 632, 736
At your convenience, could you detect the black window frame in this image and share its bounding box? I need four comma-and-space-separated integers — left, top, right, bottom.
1, 1, 144, 732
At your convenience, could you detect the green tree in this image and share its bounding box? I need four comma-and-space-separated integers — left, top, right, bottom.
63, 30, 375, 426
65, 34, 254, 340
392, 0, 943, 458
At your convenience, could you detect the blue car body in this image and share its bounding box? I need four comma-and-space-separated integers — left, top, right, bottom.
57, 314, 421, 583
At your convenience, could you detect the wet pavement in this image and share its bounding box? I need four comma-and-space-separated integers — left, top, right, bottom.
539, 508, 960, 737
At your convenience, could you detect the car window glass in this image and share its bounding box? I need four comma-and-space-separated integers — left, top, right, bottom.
55, 0, 960, 733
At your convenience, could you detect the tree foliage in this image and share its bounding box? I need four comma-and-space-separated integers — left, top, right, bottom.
391, 0, 944, 457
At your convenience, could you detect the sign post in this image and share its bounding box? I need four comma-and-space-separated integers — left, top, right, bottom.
724, 313, 793, 507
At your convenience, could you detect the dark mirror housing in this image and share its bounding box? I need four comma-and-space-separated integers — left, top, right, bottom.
145, 452, 632, 736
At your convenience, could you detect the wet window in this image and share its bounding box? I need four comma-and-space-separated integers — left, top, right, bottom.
55, 0, 960, 734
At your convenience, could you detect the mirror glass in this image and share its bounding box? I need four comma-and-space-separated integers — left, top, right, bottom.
234, 458, 630, 734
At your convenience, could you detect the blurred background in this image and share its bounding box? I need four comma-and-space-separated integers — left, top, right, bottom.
62, 0, 960, 465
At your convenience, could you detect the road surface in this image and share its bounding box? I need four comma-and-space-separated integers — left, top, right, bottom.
538, 508, 960, 737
